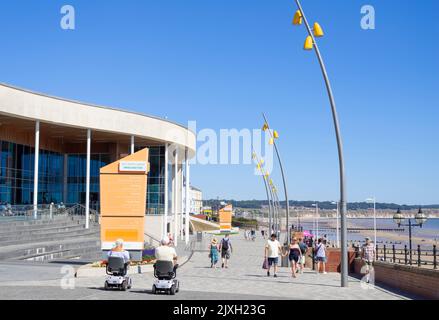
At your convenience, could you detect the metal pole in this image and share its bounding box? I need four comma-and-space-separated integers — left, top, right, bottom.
261, 175, 273, 235
85, 129, 91, 229
316, 203, 319, 239
174, 149, 178, 246
253, 147, 274, 236
262, 113, 290, 244
268, 183, 278, 235
295, 0, 348, 287
409, 219, 412, 265
336, 201, 340, 248
373, 198, 377, 246
130, 136, 135, 154
164, 144, 169, 238
185, 148, 190, 244
33, 121, 40, 220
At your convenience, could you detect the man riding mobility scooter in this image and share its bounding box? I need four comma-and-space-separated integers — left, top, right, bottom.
152, 260, 179, 295
104, 239, 133, 291
152, 237, 180, 295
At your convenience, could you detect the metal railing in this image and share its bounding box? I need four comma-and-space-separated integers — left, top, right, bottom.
0, 203, 99, 224
376, 244, 438, 270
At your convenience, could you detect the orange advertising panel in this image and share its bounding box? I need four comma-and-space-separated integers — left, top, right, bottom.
219, 204, 233, 231
100, 216, 144, 250
100, 174, 147, 217
100, 148, 149, 253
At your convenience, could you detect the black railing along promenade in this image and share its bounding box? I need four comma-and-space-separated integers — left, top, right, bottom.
375, 244, 438, 270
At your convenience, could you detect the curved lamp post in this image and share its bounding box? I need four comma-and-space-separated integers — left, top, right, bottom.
292, 0, 348, 287
262, 114, 290, 244
252, 151, 274, 234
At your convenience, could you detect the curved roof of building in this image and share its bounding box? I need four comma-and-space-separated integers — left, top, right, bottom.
0, 83, 196, 157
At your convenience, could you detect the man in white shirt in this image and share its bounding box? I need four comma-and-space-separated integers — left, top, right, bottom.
264, 233, 282, 278
155, 237, 178, 265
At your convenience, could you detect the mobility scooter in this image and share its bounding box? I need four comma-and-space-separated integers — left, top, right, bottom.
104, 256, 133, 291
152, 261, 180, 295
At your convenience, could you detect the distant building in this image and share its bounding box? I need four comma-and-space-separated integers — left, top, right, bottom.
190, 186, 203, 215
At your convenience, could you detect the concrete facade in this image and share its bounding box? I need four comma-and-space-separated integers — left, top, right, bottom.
0, 83, 196, 245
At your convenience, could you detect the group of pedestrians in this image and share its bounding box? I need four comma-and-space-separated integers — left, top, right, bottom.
208, 234, 233, 268
244, 229, 256, 241
264, 234, 308, 278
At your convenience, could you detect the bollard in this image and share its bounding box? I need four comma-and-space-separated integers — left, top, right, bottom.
49, 203, 54, 220
404, 245, 408, 265
281, 245, 289, 268
433, 245, 437, 270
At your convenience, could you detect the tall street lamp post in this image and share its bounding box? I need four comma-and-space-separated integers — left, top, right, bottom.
331, 201, 340, 248
262, 114, 290, 244
292, 0, 348, 287
393, 208, 428, 265
253, 151, 274, 235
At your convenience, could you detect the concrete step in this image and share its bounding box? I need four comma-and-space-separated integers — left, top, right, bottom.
0, 224, 91, 237
22, 244, 102, 262
0, 236, 100, 260
0, 222, 99, 236
0, 229, 100, 246
0, 216, 86, 229
0, 214, 82, 226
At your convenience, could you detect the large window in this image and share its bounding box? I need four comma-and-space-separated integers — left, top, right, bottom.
67, 153, 111, 210
136, 146, 166, 215
0, 141, 63, 205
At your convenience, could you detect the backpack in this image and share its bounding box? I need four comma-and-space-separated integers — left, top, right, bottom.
299, 243, 307, 254
222, 238, 230, 251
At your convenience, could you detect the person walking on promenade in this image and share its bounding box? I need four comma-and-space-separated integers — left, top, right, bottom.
220, 234, 233, 268
361, 237, 376, 283
314, 238, 327, 274
283, 237, 302, 278
264, 233, 282, 278
298, 237, 308, 273
209, 238, 220, 268
251, 229, 256, 241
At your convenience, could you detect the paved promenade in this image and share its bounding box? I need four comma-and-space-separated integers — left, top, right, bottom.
0, 232, 416, 300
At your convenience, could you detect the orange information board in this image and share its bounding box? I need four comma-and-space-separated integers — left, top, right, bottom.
100, 148, 149, 253
219, 204, 233, 232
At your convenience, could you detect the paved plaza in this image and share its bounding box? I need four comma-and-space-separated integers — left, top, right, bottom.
0, 232, 417, 300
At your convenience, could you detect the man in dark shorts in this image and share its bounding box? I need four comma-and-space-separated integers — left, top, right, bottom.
220, 234, 232, 268
264, 234, 282, 278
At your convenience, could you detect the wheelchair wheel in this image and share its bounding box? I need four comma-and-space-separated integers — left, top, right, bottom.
170, 285, 176, 296
175, 281, 180, 293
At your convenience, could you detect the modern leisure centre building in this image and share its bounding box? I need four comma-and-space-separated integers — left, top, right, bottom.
0, 83, 196, 245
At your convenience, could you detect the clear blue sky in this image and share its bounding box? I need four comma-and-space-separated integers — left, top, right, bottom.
0, 0, 438, 205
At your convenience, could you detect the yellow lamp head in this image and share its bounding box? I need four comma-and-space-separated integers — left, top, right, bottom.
304, 36, 313, 50
313, 22, 324, 37
292, 10, 303, 25
273, 130, 279, 139
265, 172, 270, 178
262, 123, 269, 131
269, 138, 274, 145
